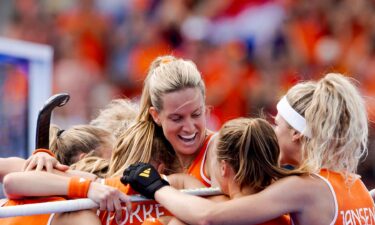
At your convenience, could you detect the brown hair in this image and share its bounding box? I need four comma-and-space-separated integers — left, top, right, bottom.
49, 124, 113, 165
216, 118, 303, 191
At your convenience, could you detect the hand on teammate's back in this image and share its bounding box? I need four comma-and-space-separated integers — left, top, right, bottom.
121, 162, 169, 199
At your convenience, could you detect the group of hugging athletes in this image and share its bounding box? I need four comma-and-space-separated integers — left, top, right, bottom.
0, 55, 374, 225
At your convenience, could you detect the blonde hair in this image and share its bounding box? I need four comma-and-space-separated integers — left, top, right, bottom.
217, 118, 303, 191
285, 73, 368, 174
90, 98, 138, 138
70, 156, 109, 178
50, 124, 113, 165
108, 55, 206, 177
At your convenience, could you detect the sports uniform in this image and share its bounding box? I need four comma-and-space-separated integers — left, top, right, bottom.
292, 169, 375, 225
187, 133, 214, 187
307, 169, 375, 225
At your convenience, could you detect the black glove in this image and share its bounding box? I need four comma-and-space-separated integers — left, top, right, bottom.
120, 162, 169, 199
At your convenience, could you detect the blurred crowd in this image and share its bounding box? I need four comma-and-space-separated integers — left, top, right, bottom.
1, 0, 375, 184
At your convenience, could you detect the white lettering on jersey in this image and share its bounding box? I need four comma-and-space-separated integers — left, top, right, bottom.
104, 203, 166, 225
340, 207, 375, 224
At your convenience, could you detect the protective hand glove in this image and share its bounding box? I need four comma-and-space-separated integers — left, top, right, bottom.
120, 162, 169, 199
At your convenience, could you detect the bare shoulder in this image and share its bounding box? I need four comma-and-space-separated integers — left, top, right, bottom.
0, 157, 25, 166
167, 173, 205, 189
262, 175, 332, 209
270, 174, 335, 224
265, 176, 310, 199
0, 157, 25, 181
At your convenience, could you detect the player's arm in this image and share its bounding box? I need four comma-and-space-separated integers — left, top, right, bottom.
60, 169, 98, 181
122, 162, 306, 225
167, 173, 205, 190
0, 157, 26, 182
155, 176, 308, 225
167, 217, 188, 225
0, 149, 69, 182
0, 153, 94, 181
3, 170, 130, 222
3, 171, 71, 198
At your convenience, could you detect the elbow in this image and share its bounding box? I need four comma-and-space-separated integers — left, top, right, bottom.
200, 215, 217, 225
3, 173, 22, 199
199, 219, 212, 225
198, 208, 217, 225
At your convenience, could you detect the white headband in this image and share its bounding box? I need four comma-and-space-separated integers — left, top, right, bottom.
276, 96, 311, 138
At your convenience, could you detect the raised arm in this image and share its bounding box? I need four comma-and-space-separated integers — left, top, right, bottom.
0, 157, 25, 182
3, 170, 130, 222
167, 173, 206, 190
123, 162, 307, 225
0, 149, 69, 183
157, 174, 316, 225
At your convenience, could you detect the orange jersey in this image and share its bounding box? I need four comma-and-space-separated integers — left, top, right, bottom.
187, 133, 215, 187
0, 196, 65, 225
99, 177, 171, 225
318, 169, 375, 224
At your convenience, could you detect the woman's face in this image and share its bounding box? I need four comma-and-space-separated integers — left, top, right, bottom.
274, 113, 302, 166
151, 87, 207, 156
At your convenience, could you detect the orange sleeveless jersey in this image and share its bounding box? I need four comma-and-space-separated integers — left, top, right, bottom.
99, 177, 171, 225
0, 196, 65, 225
319, 169, 375, 224
187, 133, 214, 187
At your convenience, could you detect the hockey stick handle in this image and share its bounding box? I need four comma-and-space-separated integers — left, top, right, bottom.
35, 93, 70, 149
0, 187, 221, 218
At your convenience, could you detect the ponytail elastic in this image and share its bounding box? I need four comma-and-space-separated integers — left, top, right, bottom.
57, 129, 65, 137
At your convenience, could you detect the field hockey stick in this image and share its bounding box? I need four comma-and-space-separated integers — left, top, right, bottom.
35, 93, 70, 149
0, 187, 222, 217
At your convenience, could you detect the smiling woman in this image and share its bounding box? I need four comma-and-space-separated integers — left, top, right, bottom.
149, 88, 206, 157
107, 55, 215, 187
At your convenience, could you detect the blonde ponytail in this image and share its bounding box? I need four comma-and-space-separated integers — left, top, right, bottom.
304, 73, 368, 174
286, 73, 368, 174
